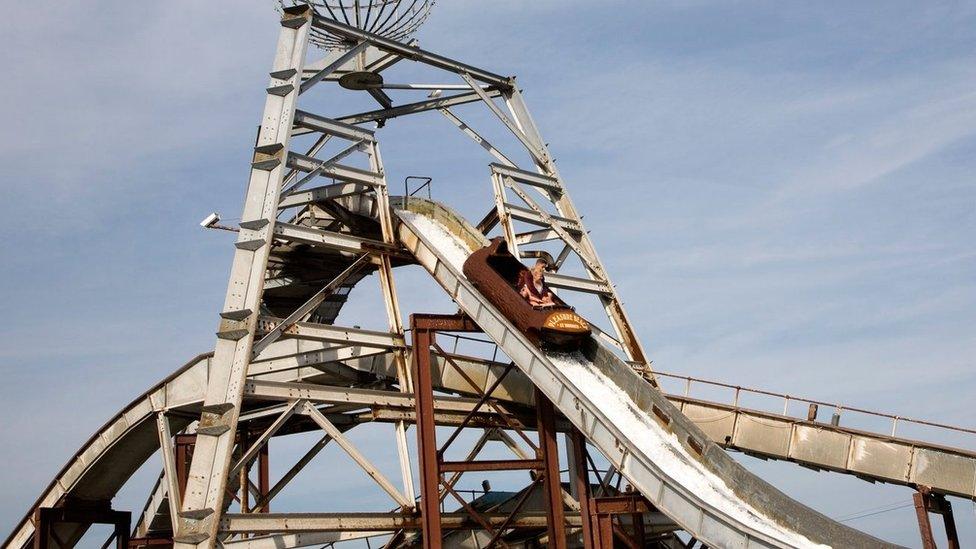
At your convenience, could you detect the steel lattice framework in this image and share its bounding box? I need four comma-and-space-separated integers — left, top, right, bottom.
5, 5, 975, 549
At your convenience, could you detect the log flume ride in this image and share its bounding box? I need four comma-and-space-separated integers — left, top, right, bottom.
463, 237, 590, 350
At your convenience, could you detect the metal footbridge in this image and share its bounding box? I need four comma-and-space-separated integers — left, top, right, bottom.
5, 5, 972, 549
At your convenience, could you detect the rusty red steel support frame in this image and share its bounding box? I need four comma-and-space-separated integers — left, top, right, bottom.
33, 502, 130, 549
570, 430, 596, 549
570, 428, 657, 549
174, 434, 270, 514
410, 313, 568, 549
913, 486, 960, 549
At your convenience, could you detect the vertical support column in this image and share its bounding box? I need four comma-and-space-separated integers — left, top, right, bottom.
410, 320, 442, 549
369, 139, 417, 508
33, 507, 130, 549
913, 491, 936, 549
491, 172, 519, 259
943, 499, 960, 549
156, 414, 182, 532
536, 388, 566, 549
570, 430, 595, 549
175, 435, 194, 500
257, 444, 270, 513
239, 431, 250, 514
630, 505, 645, 549
913, 487, 960, 549
32, 508, 50, 549
175, 6, 313, 547
595, 513, 614, 549
113, 513, 130, 549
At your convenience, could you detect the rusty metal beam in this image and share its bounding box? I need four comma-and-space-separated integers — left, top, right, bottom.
439, 459, 543, 472
410, 320, 441, 549
537, 388, 567, 549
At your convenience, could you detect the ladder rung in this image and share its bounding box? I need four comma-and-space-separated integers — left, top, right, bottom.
251, 158, 281, 171
239, 219, 270, 230
280, 14, 308, 29
219, 309, 252, 321
216, 329, 249, 341
173, 533, 209, 544
235, 239, 266, 251
270, 68, 297, 80
196, 424, 231, 436
266, 84, 295, 97
179, 508, 215, 520
201, 402, 235, 415
254, 143, 284, 155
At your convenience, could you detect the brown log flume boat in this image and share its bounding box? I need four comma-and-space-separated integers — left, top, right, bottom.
462, 237, 591, 350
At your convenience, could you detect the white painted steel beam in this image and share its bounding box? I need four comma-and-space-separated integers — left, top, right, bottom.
218, 512, 576, 533
271, 222, 395, 255
285, 153, 382, 186
292, 110, 375, 142
299, 403, 412, 508
277, 182, 371, 210
257, 318, 404, 350
176, 7, 314, 547
503, 204, 581, 233
308, 16, 513, 89
336, 88, 504, 125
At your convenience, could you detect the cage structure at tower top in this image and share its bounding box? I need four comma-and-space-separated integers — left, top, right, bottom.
279, 0, 434, 50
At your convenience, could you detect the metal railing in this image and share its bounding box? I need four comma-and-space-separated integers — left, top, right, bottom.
403, 175, 432, 208
654, 370, 976, 441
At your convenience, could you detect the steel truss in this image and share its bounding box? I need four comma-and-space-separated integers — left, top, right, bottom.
7, 6, 971, 549
410, 314, 567, 549
170, 9, 660, 548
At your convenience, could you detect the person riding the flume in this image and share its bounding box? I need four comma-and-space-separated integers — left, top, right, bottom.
519, 258, 556, 308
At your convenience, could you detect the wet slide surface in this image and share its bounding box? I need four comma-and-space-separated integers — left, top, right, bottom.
396, 201, 899, 549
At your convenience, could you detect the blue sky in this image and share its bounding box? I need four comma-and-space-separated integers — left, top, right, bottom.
1, 1, 975, 546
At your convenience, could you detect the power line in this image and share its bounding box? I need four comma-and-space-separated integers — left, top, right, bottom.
837, 501, 914, 523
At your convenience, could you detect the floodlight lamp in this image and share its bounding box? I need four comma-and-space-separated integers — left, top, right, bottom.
200, 212, 221, 228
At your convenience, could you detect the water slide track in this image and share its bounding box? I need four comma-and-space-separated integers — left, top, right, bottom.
395, 199, 898, 548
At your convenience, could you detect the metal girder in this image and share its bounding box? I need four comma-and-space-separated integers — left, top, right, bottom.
228, 400, 301, 480
154, 414, 182, 533
299, 402, 412, 508
504, 203, 581, 233
285, 152, 382, 186
299, 42, 368, 94
440, 459, 544, 472
545, 273, 612, 296
308, 16, 513, 89
277, 182, 370, 209
489, 163, 561, 194
258, 317, 404, 349
218, 512, 581, 533
505, 179, 602, 277
337, 88, 504, 125
367, 87, 394, 109
249, 345, 391, 378
514, 228, 560, 245
439, 107, 517, 167
499, 86, 652, 367
175, 7, 313, 547
292, 110, 375, 142
220, 531, 381, 549
271, 222, 399, 255
252, 255, 371, 356
281, 140, 368, 195
460, 73, 547, 166
245, 379, 471, 414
